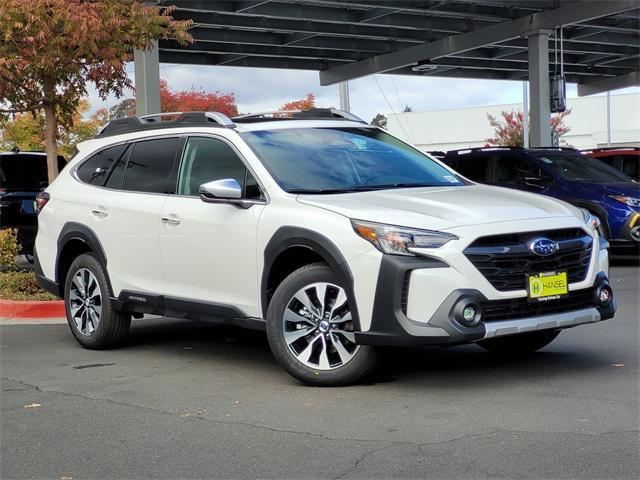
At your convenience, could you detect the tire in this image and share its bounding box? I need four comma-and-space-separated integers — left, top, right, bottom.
266, 262, 378, 386
64, 253, 131, 349
477, 329, 560, 355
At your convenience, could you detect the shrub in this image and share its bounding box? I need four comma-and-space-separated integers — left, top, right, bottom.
0, 229, 19, 266
0, 271, 58, 301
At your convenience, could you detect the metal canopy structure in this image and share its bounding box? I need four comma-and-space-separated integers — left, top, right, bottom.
138, 0, 640, 146
155, 0, 639, 92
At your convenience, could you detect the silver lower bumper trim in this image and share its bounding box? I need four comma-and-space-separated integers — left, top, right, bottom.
483, 307, 601, 339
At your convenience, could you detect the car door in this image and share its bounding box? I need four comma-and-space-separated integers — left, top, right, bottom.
78, 137, 183, 296
159, 135, 266, 317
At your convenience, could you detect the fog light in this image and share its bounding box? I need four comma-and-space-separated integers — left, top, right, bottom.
599, 286, 612, 305
463, 305, 477, 322
455, 301, 481, 327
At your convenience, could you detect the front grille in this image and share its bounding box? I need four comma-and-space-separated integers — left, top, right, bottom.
464, 228, 593, 291
400, 271, 411, 315
481, 287, 596, 322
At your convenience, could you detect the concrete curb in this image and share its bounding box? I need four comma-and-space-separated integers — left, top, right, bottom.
0, 299, 65, 319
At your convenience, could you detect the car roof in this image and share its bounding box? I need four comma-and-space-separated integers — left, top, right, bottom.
0, 151, 65, 160
0, 151, 47, 156
583, 147, 640, 156
96, 109, 369, 138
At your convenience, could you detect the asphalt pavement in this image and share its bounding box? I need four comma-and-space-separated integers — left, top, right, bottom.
1, 262, 638, 479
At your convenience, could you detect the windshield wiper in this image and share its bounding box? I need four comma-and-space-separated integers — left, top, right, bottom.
288, 183, 449, 194
348, 183, 444, 190
288, 188, 357, 194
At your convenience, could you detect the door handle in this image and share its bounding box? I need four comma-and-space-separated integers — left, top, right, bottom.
91, 208, 108, 218
161, 215, 181, 226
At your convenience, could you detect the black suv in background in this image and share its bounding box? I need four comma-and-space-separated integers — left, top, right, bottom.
0, 150, 66, 258
442, 147, 639, 245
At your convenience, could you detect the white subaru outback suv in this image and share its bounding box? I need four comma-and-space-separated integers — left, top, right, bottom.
34, 109, 615, 386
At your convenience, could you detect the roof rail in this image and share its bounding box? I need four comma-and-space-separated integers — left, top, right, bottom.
96, 111, 235, 138
446, 146, 580, 156
232, 108, 367, 124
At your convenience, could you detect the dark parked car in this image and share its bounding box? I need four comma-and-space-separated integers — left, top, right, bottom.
442, 147, 640, 245
582, 147, 639, 181
0, 150, 66, 258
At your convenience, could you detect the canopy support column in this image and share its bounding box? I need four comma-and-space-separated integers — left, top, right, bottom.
528, 31, 552, 147
134, 41, 161, 116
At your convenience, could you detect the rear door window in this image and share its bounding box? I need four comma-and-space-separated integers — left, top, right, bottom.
122, 138, 182, 194
455, 155, 490, 182
597, 155, 616, 167
76, 144, 128, 187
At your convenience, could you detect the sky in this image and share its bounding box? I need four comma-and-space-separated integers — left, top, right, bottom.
86, 63, 640, 122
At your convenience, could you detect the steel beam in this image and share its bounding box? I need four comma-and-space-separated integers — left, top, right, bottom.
319, 0, 639, 85
133, 41, 161, 116
577, 71, 640, 96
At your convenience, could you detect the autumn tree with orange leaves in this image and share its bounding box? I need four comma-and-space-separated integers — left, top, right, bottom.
108, 80, 239, 119
0, 0, 192, 182
280, 93, 316, 111
159, 80, 238, 117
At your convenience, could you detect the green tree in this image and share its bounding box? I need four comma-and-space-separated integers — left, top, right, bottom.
0, 0, 192, 182
371, 113, 387, 128
1, 101, 109, 158
109, 98, 136, 120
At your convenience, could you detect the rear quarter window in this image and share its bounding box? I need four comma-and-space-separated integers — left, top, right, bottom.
76, 144, 128, 187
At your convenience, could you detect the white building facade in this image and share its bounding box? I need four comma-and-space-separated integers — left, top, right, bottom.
386, 92, 640, 152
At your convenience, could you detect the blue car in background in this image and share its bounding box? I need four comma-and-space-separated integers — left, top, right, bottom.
443, 147, 640, 247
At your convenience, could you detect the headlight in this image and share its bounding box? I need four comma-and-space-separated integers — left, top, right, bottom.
579, 208, 601, 231
609, 195, 640, 208
351, 220, 457, 256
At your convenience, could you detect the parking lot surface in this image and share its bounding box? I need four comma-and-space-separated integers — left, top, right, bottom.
1, 263, 638, 479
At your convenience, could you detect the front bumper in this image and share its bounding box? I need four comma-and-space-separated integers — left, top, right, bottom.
617, 211, 640, 242
354, 255, 616, 347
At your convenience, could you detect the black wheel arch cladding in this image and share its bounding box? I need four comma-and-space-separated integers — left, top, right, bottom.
262, 226, 361, 331
56, 222, 112, 293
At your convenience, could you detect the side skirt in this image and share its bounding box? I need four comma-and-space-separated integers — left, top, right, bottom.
112, 291, 266, 331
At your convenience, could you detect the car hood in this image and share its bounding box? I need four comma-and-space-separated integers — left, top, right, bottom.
297, 184, 579, 231
598, 182, 640, 197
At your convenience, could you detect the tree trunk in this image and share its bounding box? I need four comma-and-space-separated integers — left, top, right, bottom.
42, 77, 59, 184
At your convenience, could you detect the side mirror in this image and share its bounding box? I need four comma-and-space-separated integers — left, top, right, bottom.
199, 178, 253, 209
200, 178, 242, 199
520, 176, 546, 190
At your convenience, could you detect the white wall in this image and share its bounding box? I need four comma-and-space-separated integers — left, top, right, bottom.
386, 92, 640, 152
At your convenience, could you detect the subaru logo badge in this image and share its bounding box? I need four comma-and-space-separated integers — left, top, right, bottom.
528, 237, 559, 257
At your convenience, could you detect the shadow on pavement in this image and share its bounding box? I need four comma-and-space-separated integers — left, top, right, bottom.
120, 317, 613, 388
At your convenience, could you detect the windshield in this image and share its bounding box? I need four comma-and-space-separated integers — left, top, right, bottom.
241, 127, 463, 193
531, 152, 633, 183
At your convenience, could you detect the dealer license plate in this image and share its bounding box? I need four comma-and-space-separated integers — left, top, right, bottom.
526, 271, 568, 302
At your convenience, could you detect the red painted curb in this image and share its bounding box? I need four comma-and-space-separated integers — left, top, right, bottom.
0, 299, 65, 319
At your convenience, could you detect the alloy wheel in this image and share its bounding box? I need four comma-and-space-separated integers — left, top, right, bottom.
282, 282, 359, 370
69, 268, 102, 336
